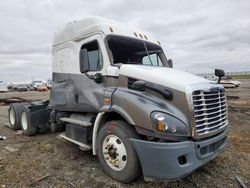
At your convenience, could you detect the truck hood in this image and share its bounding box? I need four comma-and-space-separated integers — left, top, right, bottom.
119, 65, 209, 92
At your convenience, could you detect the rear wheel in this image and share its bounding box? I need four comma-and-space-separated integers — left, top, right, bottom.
8, 103, 23, 130
97, 120, 141, 183
21, 109, 37, 136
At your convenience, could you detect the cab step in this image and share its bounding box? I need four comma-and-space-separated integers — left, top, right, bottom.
60, 114, 93, 127
58, 132, 92, 150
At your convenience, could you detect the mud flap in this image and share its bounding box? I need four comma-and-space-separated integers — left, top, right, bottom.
22, 101, 51, 130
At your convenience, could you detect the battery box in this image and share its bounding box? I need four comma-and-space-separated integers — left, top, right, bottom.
66, 123, 92, 145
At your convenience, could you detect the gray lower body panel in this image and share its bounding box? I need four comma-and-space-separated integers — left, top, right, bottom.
50, 72, 104, 113
130, 130, 227, 181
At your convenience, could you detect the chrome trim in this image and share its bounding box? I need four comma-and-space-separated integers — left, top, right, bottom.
197, 120, 228, 135
196, 117, 227, 128
193, 104, 227, 112
193, 101, 226, 107
195, 108, 226, 117
193, 96, 225, 102
185, 82, 229, 139
195, 113, 227, 123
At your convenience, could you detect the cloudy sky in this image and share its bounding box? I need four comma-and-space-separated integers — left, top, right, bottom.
0, 0, 250, 83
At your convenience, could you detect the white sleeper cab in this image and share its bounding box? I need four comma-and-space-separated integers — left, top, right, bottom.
8, 17, 228, 183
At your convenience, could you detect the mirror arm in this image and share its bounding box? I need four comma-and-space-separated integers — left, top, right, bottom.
94, 73, 102, 83
84, 72, 102, 84
84, 72, 94, 80
217, 77, 222, 84
167, 59, 173, 68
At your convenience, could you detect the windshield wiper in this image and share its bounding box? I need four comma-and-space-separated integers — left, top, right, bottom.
142, 40, 153, 66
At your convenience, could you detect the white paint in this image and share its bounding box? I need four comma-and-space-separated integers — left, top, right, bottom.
53, 16, 158, 46
52, 41, 78, 74
106, 65, 119, 77
21, 112, 28, 131
52, 17, 159, 76
9, 108, 15, 126
52, 34, 111, 76
102, 134, 127, 171
92, 112, 105, 155
52, 17, 209, 92
119, 64, 210, 92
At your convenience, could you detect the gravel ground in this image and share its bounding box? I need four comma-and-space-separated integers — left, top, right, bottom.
0, 81, 249, 188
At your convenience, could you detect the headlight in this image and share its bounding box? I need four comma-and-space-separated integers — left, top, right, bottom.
151, 112, 188, 136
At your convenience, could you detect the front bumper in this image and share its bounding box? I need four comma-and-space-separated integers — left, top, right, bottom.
130, 130, 227, 181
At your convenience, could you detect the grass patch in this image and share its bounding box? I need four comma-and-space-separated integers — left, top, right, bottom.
228, 133, 250, 153
230, 75, 250, 79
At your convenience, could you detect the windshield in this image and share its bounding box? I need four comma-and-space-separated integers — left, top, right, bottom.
107, 35, 168, 67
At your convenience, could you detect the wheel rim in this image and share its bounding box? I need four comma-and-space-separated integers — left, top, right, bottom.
9, 108, 15, 125
102, 134, 127, 171
21, 112, 28, 130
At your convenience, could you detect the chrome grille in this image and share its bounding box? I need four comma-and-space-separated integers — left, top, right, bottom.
192, 89, 228, 135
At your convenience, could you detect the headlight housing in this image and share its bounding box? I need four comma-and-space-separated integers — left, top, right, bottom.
151, 112, 189, 136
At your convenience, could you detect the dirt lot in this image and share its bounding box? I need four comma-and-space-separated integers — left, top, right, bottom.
0, 81, 249, 188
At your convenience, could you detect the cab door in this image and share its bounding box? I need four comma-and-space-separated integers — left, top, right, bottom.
75, 34, 107, 112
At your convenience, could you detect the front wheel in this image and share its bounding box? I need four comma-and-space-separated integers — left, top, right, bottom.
97, 121, 141, 183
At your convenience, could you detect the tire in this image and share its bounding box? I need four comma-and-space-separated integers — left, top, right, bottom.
20, 108, 37, 136
8, 103, 23, 130
97, 120, 141, 183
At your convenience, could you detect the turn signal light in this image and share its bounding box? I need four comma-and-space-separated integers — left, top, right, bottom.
156, 120, 165, 131
104, 98, 110, 104
155, 116, 166, 131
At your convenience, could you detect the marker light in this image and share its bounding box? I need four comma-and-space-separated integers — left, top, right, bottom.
155, 115, 165, 131
104, 98, 110, 104
151, 112, 189, 136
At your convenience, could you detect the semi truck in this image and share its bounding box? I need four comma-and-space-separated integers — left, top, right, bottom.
0, 80, 8, 92
7, 17, 228, 183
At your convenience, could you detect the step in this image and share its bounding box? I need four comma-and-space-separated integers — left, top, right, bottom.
58, 132, 92, 150
60, 114, 93, 127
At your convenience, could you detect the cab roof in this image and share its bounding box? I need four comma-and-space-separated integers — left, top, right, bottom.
53, 16, 159, 46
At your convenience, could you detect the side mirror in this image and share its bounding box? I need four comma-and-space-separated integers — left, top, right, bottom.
131, 80, 146, 91
215, 69, 225, 83
168, 59, 173, 68
79, 49, 90, 73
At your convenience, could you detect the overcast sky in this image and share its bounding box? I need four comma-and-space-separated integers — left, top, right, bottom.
0, 0, 250, 83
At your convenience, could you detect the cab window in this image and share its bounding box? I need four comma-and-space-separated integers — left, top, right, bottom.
80, 40, 103, 71
141, 54, 163, 66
